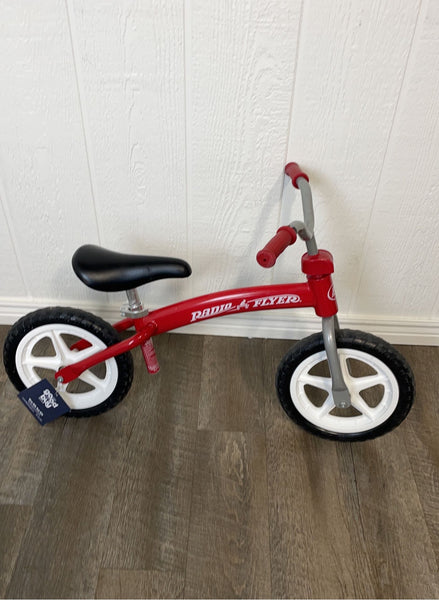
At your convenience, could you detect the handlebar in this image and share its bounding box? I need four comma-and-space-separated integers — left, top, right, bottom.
256, 226, 297, 268
256, 161, 318, 267
284, 162, 309, 188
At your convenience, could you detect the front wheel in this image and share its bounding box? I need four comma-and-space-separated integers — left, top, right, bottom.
3, 307, 134, 418
276, 329, 415, 441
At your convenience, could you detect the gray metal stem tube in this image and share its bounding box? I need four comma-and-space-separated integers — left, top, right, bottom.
291, 177, 318, 255
297, 177, 315, 236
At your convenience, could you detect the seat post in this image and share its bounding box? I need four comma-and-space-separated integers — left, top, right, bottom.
126, 288, 143, 312
122, 288, 149, 319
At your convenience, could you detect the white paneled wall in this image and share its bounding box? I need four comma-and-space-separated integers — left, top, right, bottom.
0, 0, 438, 344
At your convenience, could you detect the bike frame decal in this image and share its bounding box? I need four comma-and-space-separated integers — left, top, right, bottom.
147, 283, 314, 333
190, 293, 302, 322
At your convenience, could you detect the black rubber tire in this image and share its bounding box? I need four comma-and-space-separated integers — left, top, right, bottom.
3, 307, 134, 418
276, 329, 415, 442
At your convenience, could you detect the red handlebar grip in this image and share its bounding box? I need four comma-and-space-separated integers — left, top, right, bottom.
285, 162, 309, 188
256, 226, 297, 268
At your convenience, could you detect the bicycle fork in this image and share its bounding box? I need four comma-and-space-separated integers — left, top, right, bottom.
322, 316, 351, 409
301, 250, 351, 409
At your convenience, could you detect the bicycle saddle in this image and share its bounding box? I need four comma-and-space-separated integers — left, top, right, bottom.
72, 244, 191, 292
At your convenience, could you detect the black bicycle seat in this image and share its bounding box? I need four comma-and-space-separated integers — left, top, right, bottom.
72, 244, 191, 292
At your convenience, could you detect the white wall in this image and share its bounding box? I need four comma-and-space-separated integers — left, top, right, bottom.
1, 0, 438, 344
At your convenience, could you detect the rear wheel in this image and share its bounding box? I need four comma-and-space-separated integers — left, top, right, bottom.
276, 329, 415, 441
3, 307, 134, 417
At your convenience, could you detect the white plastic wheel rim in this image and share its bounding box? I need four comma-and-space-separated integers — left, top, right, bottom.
290, 348, 399, 434
15, 323, 119, 411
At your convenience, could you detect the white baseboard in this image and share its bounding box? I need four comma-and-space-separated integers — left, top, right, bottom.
0, 297, 438, 346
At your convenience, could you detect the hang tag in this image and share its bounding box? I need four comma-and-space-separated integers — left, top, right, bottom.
18, 379, 71, 425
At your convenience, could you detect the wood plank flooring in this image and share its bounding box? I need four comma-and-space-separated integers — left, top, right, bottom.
0, 324, 438, 598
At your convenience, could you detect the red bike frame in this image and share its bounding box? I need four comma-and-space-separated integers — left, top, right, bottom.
55, 249, 338, 384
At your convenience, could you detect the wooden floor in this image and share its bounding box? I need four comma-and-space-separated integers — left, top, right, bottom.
0, 324, 439, 599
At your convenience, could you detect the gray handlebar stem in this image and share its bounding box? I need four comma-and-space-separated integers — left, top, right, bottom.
290, 176, 318, 255
297, 177, 315, 236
